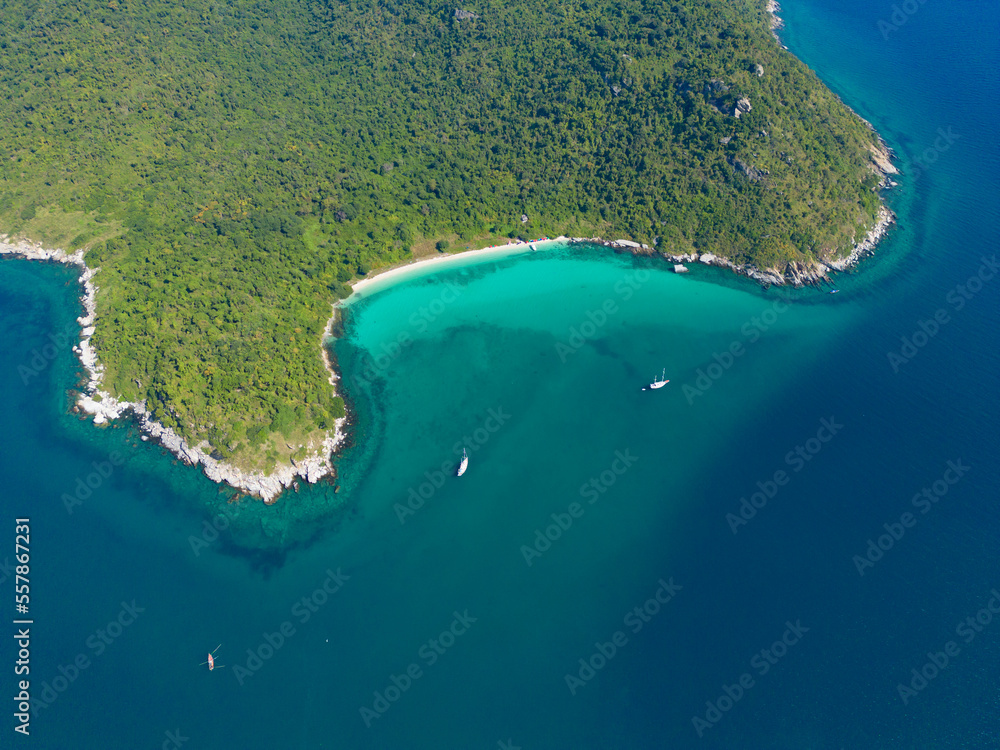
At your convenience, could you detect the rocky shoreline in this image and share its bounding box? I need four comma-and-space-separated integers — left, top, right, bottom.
577, 201, 895, 288
0, 235, 345, 503
767, 0, 786, 45
2, 121, 895, 502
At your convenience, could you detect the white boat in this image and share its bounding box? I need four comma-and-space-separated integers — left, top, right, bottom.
456, 448, 469, 476
649, 368, 669, 389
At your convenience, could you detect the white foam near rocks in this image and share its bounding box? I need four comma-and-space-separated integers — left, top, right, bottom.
1, 234, 345, 503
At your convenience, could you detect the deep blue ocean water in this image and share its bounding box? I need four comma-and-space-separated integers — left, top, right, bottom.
1, 0, 998, 747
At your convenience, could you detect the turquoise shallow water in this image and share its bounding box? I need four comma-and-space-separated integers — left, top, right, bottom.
1, 0, 998, 747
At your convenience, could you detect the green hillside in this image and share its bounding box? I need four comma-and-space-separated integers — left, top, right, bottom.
0, 0, 886, 468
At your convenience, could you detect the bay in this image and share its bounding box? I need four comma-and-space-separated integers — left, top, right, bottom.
1, 0, 997, 746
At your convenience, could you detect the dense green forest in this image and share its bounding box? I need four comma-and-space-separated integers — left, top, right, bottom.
0, 0, 885, 469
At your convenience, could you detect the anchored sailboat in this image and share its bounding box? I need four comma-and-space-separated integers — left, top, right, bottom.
456, 448, 469, 477
201, 644, 224, 671
647, 368, 669, 390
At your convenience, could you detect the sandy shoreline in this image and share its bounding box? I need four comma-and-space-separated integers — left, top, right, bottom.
1, 171, 894, 504
2, 193, 895, 501
345, 206, 896, 301
0, 234, 345, 503
348, 236, 570, 298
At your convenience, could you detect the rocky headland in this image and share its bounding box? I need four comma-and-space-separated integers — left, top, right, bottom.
582, 133, 898, 288
580, 203, 894, 289
0, 235, 345, 503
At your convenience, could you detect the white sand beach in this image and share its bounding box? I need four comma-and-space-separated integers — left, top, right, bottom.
348, 236, 569, 299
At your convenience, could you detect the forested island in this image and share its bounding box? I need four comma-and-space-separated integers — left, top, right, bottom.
0, 0, 893, 491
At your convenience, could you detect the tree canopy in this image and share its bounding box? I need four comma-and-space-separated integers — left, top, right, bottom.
0, 0, 885, 468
